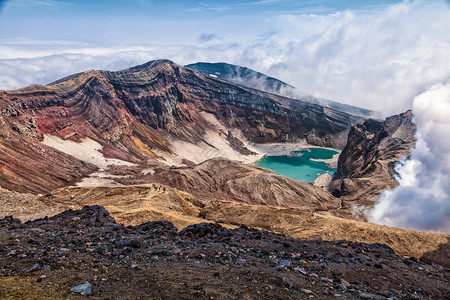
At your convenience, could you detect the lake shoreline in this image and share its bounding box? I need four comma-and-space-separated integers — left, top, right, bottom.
252, 146, 341, 182
249, 142, 341, 169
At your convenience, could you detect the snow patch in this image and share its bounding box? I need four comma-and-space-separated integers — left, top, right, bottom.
42, 135, 135, 170
141, 168, 155, 175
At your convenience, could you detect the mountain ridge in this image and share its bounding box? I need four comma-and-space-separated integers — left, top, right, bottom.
186, 61, 378, 118
0, 59, 363, 193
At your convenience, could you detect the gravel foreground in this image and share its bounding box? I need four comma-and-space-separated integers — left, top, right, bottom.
1, 206, 448, 299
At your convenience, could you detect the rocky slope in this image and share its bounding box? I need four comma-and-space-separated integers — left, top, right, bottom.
2, 185, 448, 269
185, 62, 295, 95
0, 132, 97, 193
113, 158, 340, 212
329, 110, 416, 219
200, 200, 450, 268
186, 62, 377, 118
1, 206, 448, 299
0, 59, 363, 194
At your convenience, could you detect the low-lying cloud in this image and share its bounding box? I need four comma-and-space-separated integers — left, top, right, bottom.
368, 83, 450, 234
1, 1, 449, 116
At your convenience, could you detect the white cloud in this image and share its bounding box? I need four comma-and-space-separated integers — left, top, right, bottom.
368, 83, 450, 234
6, 0, 74, 8
0, 0, 449, 116
0, 49, 160, 89
258, 1, 450, 115
187, 3, 230, 12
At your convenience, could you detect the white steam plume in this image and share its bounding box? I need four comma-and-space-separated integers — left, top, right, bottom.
368, 83, 450, 234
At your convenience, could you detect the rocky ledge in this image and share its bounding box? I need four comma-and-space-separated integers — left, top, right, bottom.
0, 206, 448, 299
329, 111, 416, 219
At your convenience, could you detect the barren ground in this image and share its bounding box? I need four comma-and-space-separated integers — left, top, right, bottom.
0, 206, 448, 299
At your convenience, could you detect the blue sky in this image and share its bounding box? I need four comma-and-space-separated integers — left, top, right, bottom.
0, 0, 403, 44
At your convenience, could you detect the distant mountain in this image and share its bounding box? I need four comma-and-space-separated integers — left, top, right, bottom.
186, 62, 378, 118
185, 62, 294, 95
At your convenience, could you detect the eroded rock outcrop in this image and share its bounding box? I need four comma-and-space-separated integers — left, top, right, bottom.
145, 158, 340, 211
329, 110, 416, 218
0, 60, 364, 193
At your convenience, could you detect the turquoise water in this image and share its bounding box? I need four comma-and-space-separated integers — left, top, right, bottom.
254, 148, 339, 182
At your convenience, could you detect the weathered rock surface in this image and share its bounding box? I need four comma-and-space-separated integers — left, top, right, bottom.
0, 132, 97, 193
0, 60, 363, 193
0, 206, 448, 299
333, 110, 415, 181
120, 158, 340, 211
329, 110, 416, 218
185, 62, 377, 118
4, 185, 448, 269
313, 173, 333, 191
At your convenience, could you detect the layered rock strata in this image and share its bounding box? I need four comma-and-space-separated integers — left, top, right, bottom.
0, 60, 363, 193
329, 110, 416, 218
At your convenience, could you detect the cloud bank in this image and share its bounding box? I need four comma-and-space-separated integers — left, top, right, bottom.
368, 83, 450, 234
1, 1, 449, 116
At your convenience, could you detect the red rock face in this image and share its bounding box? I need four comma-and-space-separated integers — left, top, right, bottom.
0, 135, 97, 193
0, 60, 363, 193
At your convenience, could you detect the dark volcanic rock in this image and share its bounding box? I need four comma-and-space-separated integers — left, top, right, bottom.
179, 222, 223, 238
0, 206, 448, 299
0, 215, 21, 226
70, 282, 91, 296
185, 62, 376, 118
27, 205, 116, 228
128, 220, 178, 234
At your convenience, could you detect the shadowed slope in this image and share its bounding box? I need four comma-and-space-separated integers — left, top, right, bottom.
329, 110, 416, 219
